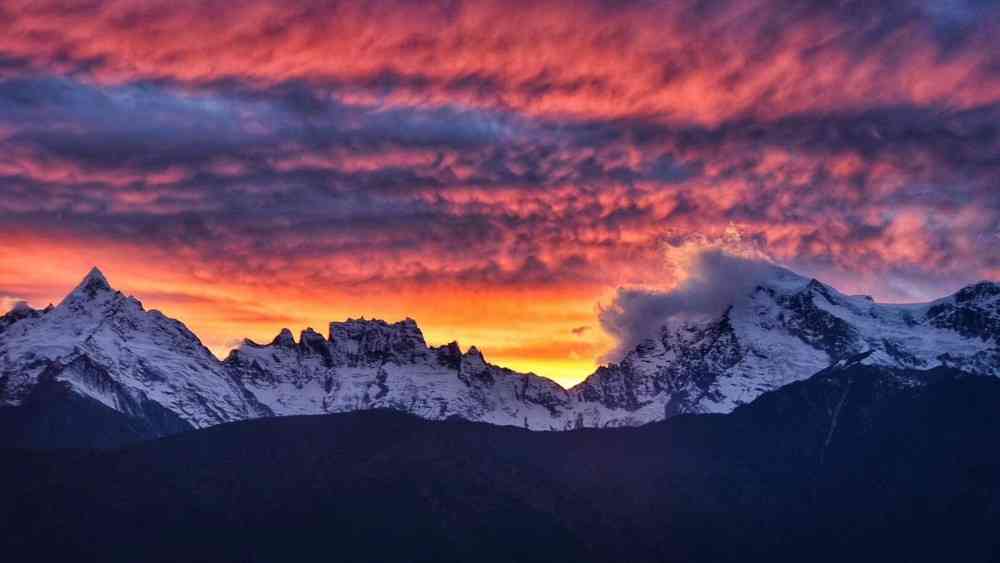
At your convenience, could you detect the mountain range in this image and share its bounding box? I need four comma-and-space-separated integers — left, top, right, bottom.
4, 267, 1000, 561
1, 266, 998, 446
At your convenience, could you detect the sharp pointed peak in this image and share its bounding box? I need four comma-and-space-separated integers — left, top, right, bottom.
81, 266, 111, 286
84, 266, 108, 282
62, 266, 116, 304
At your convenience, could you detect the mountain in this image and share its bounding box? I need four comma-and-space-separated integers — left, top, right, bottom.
0, 268, 268, 437
225, 319, 574, 429
3, 364, 999, 562
0, 268, 579, 439
1, 266, 999, 445
572, 265, 1000, 425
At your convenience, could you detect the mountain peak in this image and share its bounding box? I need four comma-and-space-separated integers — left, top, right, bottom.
329, 317, 426, 342
954, 280, 1000, 304
0, 300, 44, 331
270, 328, 296, 347
83, 266, 110, 288
61, 267, 115, 304
328, 317, 430, 363
9, 300, 33, 315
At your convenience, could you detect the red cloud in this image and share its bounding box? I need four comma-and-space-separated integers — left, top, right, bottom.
1, 0, 997, 123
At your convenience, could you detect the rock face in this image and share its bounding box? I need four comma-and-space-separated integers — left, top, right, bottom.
2, 266, 999, 439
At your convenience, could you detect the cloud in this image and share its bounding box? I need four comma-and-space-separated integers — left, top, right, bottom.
0, 0, 998, 379
0, 0, 995, 121
0, 83, 995, 295
598, 250, 798, 362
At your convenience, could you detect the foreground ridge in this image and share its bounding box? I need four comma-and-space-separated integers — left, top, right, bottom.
4, 364, 999, 562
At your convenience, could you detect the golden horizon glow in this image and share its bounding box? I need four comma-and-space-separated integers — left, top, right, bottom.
0, 248, 614, 386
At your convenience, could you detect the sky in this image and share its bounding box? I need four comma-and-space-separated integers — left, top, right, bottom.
0, 0, 998, 386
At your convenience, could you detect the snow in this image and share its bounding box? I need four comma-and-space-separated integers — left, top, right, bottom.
2, 266, 998, 432
227, 319, 575, 429
571, 268, 1000, 424
0, 269, 267, 427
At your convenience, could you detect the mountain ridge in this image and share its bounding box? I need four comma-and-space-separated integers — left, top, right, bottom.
1, 265, 998, 439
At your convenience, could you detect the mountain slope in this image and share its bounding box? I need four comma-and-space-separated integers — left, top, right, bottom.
0, 268, 269, 431
0, 376, 191, 449
2, 365, 998, 562
572, 266, 1000, 425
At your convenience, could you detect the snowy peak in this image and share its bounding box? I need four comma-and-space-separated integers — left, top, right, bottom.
83, 266, 111, 288
299, 327, 329, 353
0, 301, 49, 332
243, 327, 335, 364
271, 328, 296, 348
241, 317, 438, 368
224, 316, 576, 429
459, 345, 489, 375
0, 267, 266, 428
61, 267, 115, 304
52, 267, 144, 322
328, 317, 431, 365
953, 281, 1000, 306
465, 345, 485, 362
434, 341, 464, 369
926, 281, 1000, 343
575, 271, 1000, 424
746, 262, 812, 293
749, 274, 837, 307
7, 301, 35, 316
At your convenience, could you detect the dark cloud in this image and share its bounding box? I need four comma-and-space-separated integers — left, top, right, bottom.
1, 73, 996, 295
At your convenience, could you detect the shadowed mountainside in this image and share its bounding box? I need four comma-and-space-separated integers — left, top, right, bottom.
3, 364, 1000, 562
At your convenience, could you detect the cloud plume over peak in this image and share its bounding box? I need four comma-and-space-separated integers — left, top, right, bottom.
598, 250, 799, 362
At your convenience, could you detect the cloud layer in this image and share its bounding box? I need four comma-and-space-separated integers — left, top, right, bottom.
1, 0, 998, 383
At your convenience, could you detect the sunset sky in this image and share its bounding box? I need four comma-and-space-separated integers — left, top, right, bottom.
1, 0, 998, 385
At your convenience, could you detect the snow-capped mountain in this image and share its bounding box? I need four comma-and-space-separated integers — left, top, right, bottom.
225, 319, 575, 429
571, 266, 1000, 426
0, 268, 268, 429
2, 266, 999, 437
